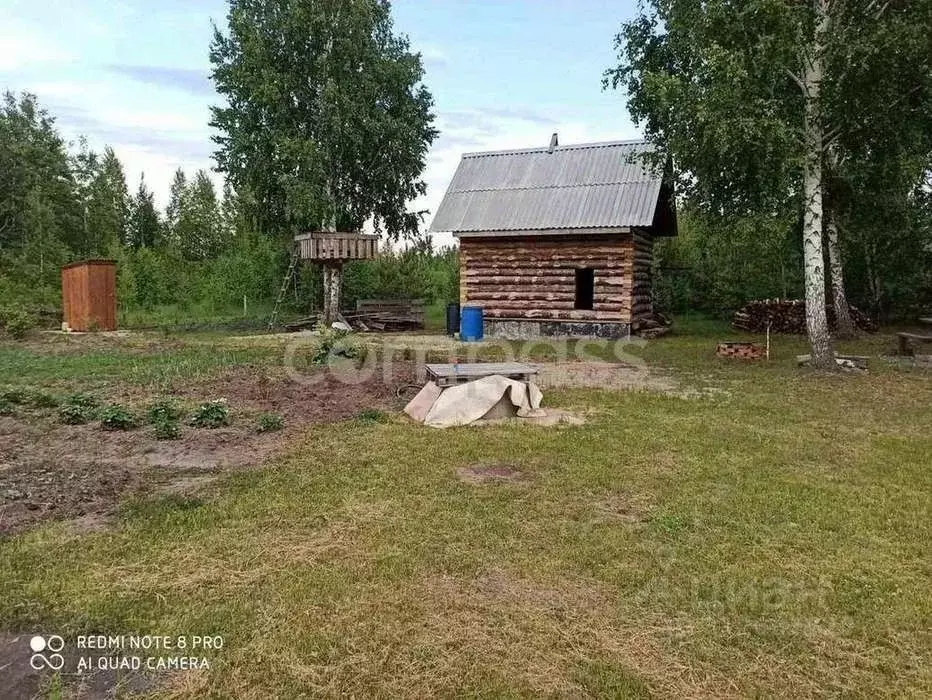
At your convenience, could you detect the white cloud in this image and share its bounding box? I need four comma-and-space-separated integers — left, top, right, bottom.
0, 23, 70, 71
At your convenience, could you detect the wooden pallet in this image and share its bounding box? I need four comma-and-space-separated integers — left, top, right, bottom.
425, 362, 539, 388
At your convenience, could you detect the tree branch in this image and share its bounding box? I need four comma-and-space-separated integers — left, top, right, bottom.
865, 0, 891, 19
784, 67, 806, 94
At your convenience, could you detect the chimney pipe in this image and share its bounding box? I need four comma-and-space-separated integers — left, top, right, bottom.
548, 132, 558, 153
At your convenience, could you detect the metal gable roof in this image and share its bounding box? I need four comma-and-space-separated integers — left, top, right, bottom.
429, 139, 664, 233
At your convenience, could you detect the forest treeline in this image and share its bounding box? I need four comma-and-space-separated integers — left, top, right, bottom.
0, 88, 928, 330
0, 92, 457, 328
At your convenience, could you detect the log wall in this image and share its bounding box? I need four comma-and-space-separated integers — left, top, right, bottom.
459, 234, 645, 323
631, 228, 654, 321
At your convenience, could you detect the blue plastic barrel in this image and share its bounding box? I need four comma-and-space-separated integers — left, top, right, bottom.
460, 305, 484, 341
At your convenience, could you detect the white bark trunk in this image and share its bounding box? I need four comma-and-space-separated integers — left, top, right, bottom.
801, 0, 835, 367
825, 213, 856, 338
322, 265, 333, 325
320, 177, 339, 325
322, 263, 342, 325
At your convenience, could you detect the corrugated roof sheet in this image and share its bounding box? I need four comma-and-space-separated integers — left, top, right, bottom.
429, 139, 663, 233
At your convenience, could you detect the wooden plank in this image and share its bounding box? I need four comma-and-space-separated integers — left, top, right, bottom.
425, 362, 539, 387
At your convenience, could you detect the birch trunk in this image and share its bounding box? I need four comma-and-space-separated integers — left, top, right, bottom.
825, 213, 857, 338
320, 176, 339, 325
322, 265, 333, 325
800, 0, 835, 368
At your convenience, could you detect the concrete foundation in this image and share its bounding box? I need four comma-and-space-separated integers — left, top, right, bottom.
484, 319, 631, 340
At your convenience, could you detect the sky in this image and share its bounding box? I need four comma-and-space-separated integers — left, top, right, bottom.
0, 0, 641, 246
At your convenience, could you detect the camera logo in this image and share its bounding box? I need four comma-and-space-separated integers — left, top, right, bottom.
29, 635, 65, 671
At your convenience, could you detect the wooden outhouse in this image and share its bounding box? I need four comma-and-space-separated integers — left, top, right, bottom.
61, 259, 117, 332
429, 137, 676, 339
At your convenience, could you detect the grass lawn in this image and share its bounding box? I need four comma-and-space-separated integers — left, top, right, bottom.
1, 321, 930, 697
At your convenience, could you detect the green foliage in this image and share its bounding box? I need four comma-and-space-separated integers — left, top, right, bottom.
653, 209, 802, 315
1, 387, 59, 410
355, 408, 389, 425
0, 92, 80, 289
59, 394, 99, 425
0, 305, 34, 339
165, 168, 229, 261
100, 404, 139, 431
0, 397, 14, 415
64, 393, 99, 409
190, 399, 231, 428
71, 142, 130, 255
148, 399, 183, 424
606, 0, 932, 321
313, 327, 361, 365
127, 176, 161, 249
210, 0, 438, 238
27, 390, 59, 408
0, 388, 28, 404
342, 243, 459, 306
255, 412, 284, 433
153, 418, 182, 440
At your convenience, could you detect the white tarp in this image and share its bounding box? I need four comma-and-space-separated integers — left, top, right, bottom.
404, 375, 544, 428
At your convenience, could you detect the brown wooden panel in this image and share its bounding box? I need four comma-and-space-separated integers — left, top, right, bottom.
62, 260, 117, 331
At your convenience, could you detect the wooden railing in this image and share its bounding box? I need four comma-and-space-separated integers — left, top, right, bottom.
295, 231, 379, 261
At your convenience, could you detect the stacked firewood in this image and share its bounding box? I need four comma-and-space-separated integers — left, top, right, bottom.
633, 311, 672, 339
732, 299, 877, 334
284, 310, 423, 332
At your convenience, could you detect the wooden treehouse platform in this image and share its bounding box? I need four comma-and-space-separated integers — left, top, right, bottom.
293, 231, 380, 326
295, 231, 379, 261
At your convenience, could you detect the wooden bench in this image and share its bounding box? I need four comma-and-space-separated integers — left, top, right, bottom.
425, 362, 539, 388
897, 332, 932, 356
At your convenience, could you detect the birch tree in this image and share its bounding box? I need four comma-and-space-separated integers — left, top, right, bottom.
209, 0, 438, 240
606, 0, 932, 366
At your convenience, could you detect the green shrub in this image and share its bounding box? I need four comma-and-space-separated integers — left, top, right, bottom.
64, 393, 100, 409
59, 403, 95, 425
59, 393, 101, 423
355, 408, 389, 425
0, 397, 14, 415
148, 399, 184, 423
0, 388, 28, 404
100, 404, 139, 431
256, 412, 284, 433
0, 388, 58, 412
26, 390, 60, 408
1, 306, 34, 339
190, 399, 230, 428
313, 327, 361, 364
153, 418, 182, 440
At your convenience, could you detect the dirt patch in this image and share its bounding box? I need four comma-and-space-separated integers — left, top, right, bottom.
589, 494, 654, 525
24, 330, 185, 357
456, 462, 526, 484
475, 407, 587, 427
0, 633, 42, 700
537, 361, 678, 393
0, 632, 166, 700
0, 363, 414, 537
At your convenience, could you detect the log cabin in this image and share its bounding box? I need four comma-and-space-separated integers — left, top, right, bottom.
429, 136, 677, 339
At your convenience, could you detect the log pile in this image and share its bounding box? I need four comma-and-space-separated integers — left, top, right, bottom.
284, 310, 422, 333
732, 299, 877, 334
717, 342, 765, 359
633, 311, 672, 339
